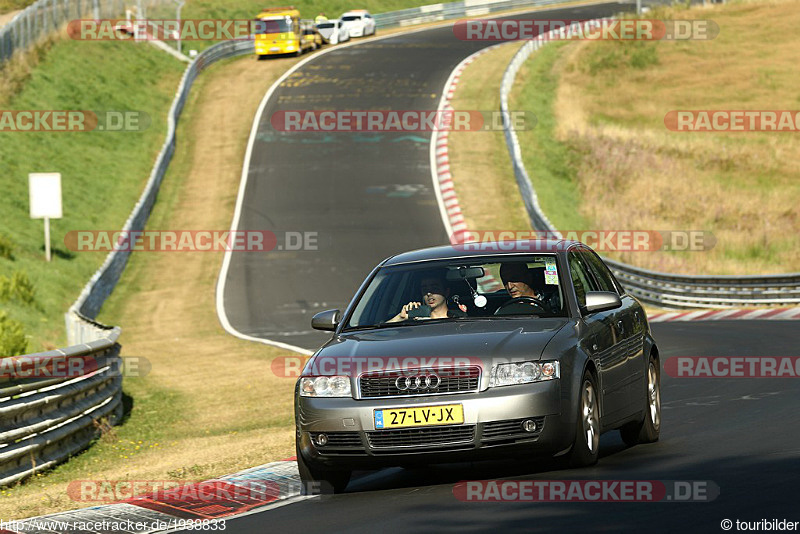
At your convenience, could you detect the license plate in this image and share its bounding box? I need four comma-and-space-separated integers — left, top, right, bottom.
374, 404, 464, 429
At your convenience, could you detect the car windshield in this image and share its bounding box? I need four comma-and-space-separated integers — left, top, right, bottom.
317, 23, 334, 29
344, 256, 566, 329
341, 15, 361, 21
255, 18, 293, 34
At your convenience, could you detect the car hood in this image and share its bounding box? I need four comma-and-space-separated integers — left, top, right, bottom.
307, 319, 570, 375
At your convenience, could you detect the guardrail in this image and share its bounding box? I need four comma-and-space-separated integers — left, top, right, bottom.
66, 38, 255, 340
0, 316, 122, 487
499, 20, 800, 308
375, 0, 564, 28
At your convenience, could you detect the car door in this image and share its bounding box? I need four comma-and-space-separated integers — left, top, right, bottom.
580, 248, 645, 419
568, 250, 629, 423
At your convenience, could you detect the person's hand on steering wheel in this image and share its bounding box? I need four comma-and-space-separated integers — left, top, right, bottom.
494, 296, 546, 315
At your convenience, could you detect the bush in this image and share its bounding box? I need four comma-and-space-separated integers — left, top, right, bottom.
0, 311, 28, 357
10, 271, 35, 305
0, 233, 13, 260
0, 270, 36, 305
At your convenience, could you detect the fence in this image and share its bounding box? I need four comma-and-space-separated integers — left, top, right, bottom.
0, 0, 170, 64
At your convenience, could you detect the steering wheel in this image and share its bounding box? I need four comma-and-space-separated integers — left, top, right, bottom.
494, 296, 546, 316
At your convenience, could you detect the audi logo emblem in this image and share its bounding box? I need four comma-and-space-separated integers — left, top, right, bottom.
395, 374, 441, 391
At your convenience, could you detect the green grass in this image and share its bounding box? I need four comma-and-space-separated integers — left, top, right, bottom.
180, 0, 442, 20
509, 42, 589, 231
0, 38, 185, 352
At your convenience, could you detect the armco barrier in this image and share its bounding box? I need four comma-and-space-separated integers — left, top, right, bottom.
375, 0, 564, 28
66, 38, 256, 340
499, 20, 800, 308
0, 317, 122, 487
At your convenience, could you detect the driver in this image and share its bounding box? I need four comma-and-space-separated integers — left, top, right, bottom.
388, 272, 466, 322
498, 262, 550, 313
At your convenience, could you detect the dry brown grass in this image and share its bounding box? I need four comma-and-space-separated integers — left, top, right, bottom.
0, 54, 303, 520
554, 0, 800, 274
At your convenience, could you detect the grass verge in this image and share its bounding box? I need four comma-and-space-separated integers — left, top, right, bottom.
448, 42, 529, 232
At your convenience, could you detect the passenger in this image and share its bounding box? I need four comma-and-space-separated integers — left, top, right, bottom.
388, 272, 465, 322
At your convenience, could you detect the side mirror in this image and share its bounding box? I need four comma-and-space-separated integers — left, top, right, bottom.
311, 309, 340, 331
584, 292, 622, 313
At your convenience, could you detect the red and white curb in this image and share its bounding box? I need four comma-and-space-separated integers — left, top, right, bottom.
3, 458, 306, 533
648, 307, 800, 322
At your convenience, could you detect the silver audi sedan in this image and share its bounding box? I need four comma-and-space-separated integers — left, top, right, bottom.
295, 240, 661, 493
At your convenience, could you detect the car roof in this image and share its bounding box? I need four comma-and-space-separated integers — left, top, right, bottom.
342, 10, 369, 15
382, 240, 581, 266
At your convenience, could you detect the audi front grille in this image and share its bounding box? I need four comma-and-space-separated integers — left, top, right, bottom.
358, 367, 481, 398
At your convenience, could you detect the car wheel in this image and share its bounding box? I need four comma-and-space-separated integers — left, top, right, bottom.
296, 442, 351, 494
566, 370, 600, 467
620, 353, 661, 446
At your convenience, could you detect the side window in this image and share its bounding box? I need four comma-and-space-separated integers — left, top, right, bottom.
580, 249, 620, 294
568, 251, 599, 308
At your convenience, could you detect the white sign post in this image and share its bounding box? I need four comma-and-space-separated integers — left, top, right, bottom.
29, 173, 63, 262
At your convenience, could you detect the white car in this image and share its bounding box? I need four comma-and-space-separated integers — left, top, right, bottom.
340, 10, 376, 38
316, 19, 350, 45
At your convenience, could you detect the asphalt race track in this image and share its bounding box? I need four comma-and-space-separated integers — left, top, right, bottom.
218, 3, 800, 532
220, 2, 630, 351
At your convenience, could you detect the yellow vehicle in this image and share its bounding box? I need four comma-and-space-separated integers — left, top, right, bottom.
254, 6, 314, 57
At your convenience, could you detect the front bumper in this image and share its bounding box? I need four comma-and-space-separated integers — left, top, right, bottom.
296, 381, 572, 469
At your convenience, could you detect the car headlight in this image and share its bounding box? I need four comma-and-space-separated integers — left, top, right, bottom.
489, 361, 559, 387
300, 376, 352, 397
